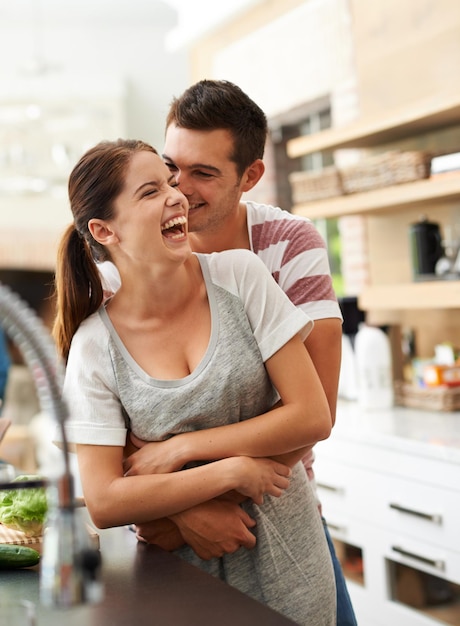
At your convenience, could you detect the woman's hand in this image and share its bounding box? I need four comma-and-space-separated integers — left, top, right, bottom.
234, 457, 291, 505
123, 432, 185, 476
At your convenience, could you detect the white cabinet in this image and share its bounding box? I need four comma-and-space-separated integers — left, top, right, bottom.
315, 402, 460, 626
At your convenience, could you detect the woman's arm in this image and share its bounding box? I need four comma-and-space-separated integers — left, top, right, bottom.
124, 334, 331, 477
76, 444, 291, 529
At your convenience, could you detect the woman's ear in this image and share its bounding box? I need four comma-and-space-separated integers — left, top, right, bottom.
88, 219, 117, 246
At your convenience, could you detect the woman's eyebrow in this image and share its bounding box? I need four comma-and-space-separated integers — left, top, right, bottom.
134, 180, 159, 195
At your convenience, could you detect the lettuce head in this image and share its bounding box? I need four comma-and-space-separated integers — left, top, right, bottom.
0, 475, 48, 537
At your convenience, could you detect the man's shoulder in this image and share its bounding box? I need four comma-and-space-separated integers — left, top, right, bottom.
201, 248, 264, 276
245, 200, 309, 226
246, 201, 325, 254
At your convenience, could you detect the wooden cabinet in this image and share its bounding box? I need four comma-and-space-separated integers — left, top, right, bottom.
287, 93, 460, 158
290, 175, 460, 222
287, 95, 460, 313
314, 402, 460, 626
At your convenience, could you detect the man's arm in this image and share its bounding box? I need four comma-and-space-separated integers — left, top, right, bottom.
134, 497, 257, 560
304, 317, 342, 426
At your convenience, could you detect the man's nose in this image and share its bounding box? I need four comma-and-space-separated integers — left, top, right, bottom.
176, 171, 193, 196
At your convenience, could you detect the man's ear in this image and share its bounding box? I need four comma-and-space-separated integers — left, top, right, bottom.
88, 219, 118, 246
241, 159, 265, 193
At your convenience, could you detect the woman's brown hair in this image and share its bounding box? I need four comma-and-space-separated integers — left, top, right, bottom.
53, 139, 157, 361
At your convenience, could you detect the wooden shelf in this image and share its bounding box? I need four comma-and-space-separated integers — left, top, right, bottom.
358, 280, 460, 311
288, 94, 460, 315
287, 92, 460, 158
292, 174, 460, 220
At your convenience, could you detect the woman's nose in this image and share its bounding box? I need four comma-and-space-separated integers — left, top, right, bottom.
169, 185, 188, 208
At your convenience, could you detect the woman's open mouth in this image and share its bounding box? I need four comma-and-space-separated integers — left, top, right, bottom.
161, 216, 187, 240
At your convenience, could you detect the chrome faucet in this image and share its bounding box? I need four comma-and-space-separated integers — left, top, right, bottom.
0, 281, 102, 608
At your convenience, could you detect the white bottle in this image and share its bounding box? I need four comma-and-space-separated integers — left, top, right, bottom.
338, 334, 358, 400
354, 323, 394, 410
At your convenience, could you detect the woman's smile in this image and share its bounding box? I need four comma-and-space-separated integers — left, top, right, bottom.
161, 215, 187, 240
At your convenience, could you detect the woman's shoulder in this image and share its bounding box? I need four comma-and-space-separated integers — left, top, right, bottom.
69, 309, 108, 357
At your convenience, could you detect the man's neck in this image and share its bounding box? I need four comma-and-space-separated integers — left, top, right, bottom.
189, 203, 250, 253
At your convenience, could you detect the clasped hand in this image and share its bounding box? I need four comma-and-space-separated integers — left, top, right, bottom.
124, 431, 291, 559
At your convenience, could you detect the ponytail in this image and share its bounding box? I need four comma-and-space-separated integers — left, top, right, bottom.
53, 139, 157, 360
53, 225, 104, 361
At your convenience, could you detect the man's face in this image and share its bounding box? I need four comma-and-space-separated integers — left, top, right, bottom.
163, 125, 245, 235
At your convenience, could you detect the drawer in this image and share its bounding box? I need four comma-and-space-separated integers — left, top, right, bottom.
382, 532, 460, 586
314, 456, 460, 552
314, 456, 372, 518
377, 473, 460, 553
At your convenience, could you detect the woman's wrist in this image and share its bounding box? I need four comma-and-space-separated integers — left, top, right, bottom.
222, 456, 246, 492
173, 432, 195, 467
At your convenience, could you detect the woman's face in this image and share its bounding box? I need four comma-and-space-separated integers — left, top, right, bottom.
108, 150, 190, 266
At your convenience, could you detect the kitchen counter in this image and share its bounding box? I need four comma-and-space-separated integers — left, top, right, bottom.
0, 521, 296, 625
316, 400, 460, 626
332, 400, 460, 465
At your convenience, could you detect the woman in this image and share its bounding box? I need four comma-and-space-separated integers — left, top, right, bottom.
54, 139, 336, 625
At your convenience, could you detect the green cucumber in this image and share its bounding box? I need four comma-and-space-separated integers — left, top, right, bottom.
0, 544, 40, 568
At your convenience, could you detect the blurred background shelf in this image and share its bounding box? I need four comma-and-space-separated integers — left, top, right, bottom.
358, 280, 460, 311
287, 93, 460, 157
292, 174, 460, 220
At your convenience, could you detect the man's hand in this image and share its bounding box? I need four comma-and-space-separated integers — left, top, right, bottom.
134, 518, 184, 551
170, 499, 257, 560
134, 499, 257, 560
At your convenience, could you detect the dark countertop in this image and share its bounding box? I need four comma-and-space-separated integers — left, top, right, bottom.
0, 523, 296, 625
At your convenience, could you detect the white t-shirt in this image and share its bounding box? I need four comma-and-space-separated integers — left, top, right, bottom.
61, 249, 336, 625
63, 249, 312, 447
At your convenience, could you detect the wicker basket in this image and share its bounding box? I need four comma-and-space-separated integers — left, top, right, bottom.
340, 151, 432, 195
289, 166, 343, 203
394, 380, 460, 412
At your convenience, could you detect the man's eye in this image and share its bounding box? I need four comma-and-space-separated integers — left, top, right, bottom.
196, 171, 213, 178
165, 162, 177, 172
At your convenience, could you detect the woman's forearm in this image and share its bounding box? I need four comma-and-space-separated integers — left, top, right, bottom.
85, 463, 238, 528
77, 446, 291, 529
173, 337, 331, 466
175, 408, 324, 466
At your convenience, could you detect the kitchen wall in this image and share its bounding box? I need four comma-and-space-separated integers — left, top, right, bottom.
0, 1, 189, 271
184, 0, 365, 291
185, 0, 460, 358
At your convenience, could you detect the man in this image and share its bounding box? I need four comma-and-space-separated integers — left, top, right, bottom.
131, 80, 355, 625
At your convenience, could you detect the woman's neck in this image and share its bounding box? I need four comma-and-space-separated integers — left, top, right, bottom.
109, 255, 203, 321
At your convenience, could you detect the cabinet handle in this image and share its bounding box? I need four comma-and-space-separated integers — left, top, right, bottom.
325, 522, 346, 533
316, 482, 344, 494
389, 502, 442, 524
391, 545, 445, 571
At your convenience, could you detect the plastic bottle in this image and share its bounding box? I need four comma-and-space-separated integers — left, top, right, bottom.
338, 334, 358, 400
354, 323, 394, 410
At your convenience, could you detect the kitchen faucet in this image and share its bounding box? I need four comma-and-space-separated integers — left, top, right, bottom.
0, 281, 102, 608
